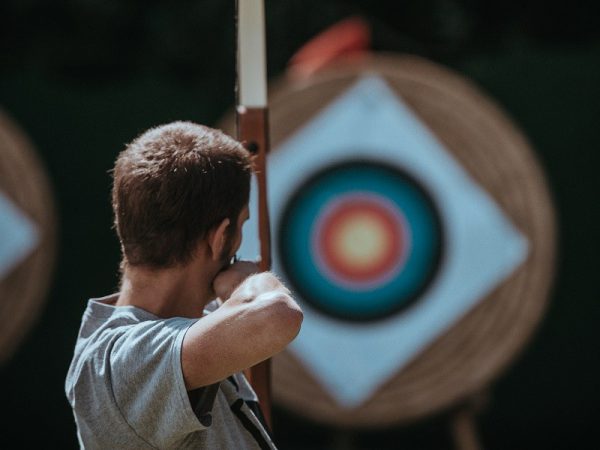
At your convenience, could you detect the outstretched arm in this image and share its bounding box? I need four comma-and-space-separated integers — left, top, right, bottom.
181, 264, 303, 390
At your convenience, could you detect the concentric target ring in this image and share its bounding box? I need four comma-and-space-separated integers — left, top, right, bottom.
313, 192, 410, 289
278, 159, 443, 322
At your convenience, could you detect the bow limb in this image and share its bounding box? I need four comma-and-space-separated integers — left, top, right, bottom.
235, 0, 273, 429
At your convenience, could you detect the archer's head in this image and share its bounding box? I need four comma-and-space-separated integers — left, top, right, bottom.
111, 121, 252, 274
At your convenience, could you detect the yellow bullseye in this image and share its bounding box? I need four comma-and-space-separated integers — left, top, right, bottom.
331, 212, 392, 270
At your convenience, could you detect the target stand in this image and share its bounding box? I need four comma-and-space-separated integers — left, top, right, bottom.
220, 54, 556, 448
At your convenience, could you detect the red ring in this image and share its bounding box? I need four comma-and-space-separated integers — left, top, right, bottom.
317, 197, 406, 283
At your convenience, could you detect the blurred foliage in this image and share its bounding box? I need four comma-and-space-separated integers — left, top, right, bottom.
2, 0, 599, 83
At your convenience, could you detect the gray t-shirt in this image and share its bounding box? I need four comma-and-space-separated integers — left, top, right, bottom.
65, 294, 276, 449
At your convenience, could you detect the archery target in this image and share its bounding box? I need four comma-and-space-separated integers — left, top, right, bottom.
279, 160, 442, 321
220, 54, 556, 427
0, 110, 56, 364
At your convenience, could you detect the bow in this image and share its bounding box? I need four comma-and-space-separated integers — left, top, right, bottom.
235, 0, 273, 428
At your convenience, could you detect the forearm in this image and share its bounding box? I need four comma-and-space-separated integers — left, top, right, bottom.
182, 273, 302, 390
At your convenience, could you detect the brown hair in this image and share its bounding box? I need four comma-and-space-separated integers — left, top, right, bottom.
112, 121, 252, 268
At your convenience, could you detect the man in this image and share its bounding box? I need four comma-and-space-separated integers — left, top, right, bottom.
65, 121, 303, 449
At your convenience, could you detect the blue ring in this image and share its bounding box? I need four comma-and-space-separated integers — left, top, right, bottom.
278, 160, 443, 322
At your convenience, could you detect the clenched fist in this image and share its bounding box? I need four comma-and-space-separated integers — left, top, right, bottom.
212, 261, 260, 301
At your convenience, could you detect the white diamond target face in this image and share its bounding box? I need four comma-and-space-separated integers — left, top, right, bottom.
278, 160, 443, 321
238, 76, 529, 406
0, 191, 38, 279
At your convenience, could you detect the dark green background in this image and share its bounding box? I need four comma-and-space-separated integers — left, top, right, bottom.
1, 1, 598, 448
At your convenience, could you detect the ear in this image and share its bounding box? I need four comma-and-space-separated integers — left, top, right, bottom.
207, 218, 230, 261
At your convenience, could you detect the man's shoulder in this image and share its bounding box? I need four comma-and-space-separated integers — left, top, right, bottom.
66, 299, 196, 405
68, 297, 191, 379
76, 299, 197, 358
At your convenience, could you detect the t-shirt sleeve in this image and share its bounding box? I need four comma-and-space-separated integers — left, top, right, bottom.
109, 317, 206, 448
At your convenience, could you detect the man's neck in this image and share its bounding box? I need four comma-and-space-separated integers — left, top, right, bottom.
116, 261, 216, 319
